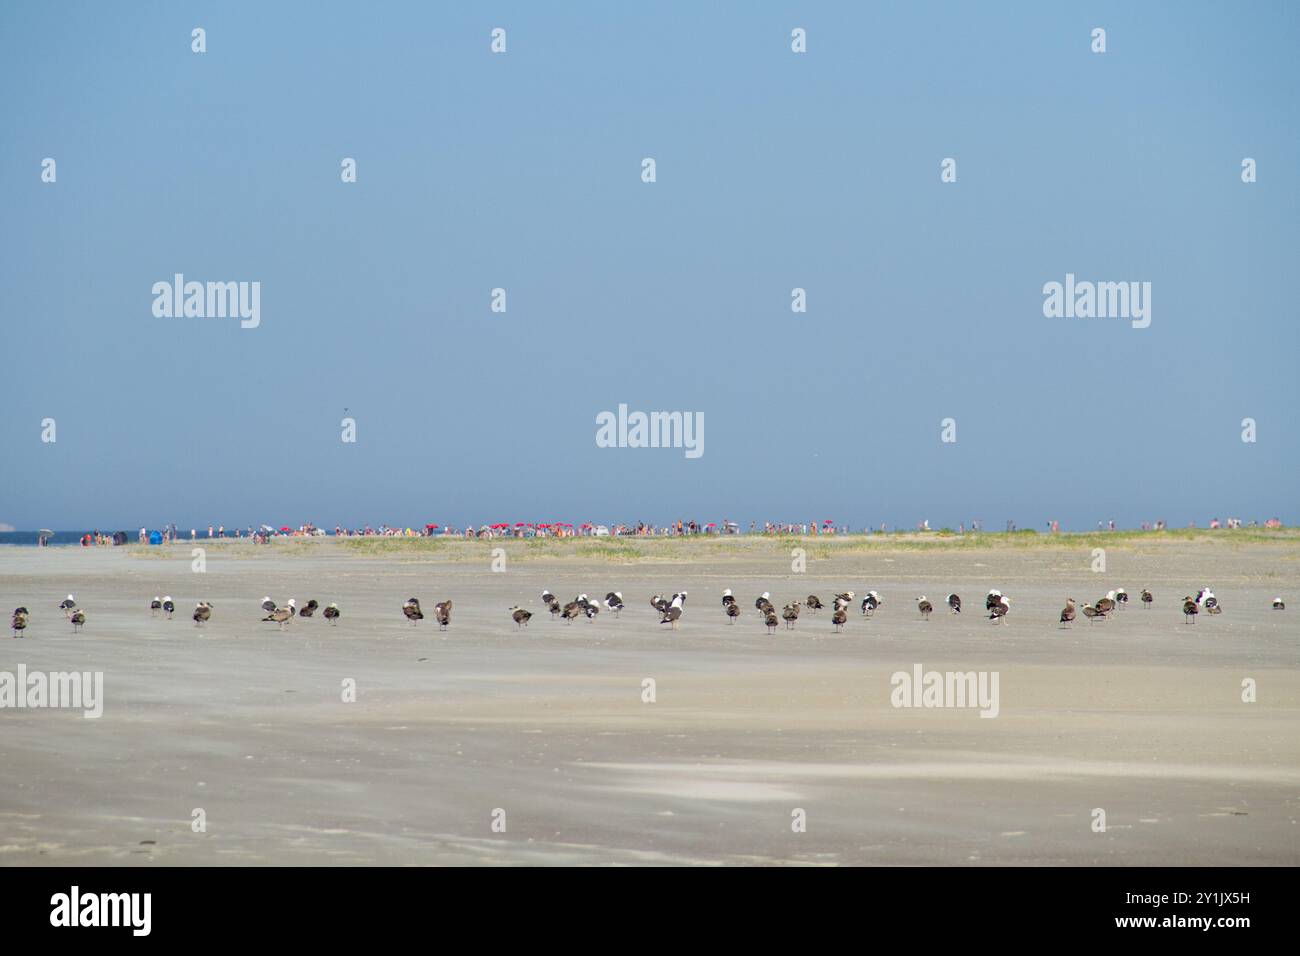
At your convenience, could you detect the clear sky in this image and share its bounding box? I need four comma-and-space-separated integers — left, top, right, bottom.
1, 1, 1296, 532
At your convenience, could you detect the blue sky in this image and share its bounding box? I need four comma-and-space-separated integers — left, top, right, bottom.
1, 1, 1296, 531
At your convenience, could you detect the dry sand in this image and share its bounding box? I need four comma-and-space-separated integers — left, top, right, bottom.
1, 535, 1297, 865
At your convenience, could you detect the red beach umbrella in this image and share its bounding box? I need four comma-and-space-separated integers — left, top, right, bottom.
280, 526, 291, 532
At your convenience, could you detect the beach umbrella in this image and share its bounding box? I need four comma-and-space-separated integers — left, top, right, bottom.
280, 526, 291, 533
425, 524, 439, 529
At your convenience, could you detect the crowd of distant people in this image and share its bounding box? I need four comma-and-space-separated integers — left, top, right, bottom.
61, 515, 1285, 546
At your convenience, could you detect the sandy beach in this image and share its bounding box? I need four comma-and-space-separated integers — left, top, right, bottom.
1, 534, 1297, 866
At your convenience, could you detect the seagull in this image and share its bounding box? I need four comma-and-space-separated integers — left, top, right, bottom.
403, 598, 423, 625
916, 597, 933, 620
562, 600, 582, 623
985, 590, 1002, 612
162, 596, 175, 619
70, 609, 85, 633
542, 590, 557, 607
192, 601, 212, 626
11, 607, 28, 638
59, 594, 76, 618
782, 602, 801, 630
603, 592, 624, 616
323, 603, 340, 624
584, 602, 600, 622
264, 604, 294, 630
1273, 597, 1286, 610
1096, 593, 1116, 615
755, 592, 772, 615
261, 596, 277, 614
1115, 588, 1129, 609
150, 596, 162, 616
805, 594, 823, 612
861, 592, 880, 616
833, 591, 855, 612
434, 600, 452, 631
299, 599, 319, 618
1183, 596, 1198, 623
988, 595, 1010, 624
660, 593, 684, 630
725, 601, 740, 624
947, 594, 961, 614
765, 609, 779, 633
1059, 598, 1076, 627
832, 607, 847, 633
1140, 589, 1153, 609
721, 589, 736, 609
511, 607, 532, 628
1081, 603, 1104, 623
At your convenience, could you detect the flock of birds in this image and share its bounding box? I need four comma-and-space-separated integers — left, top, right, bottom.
7, 587, 1287, 638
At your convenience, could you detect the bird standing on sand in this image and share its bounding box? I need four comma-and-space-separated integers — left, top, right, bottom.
162, 596, 175, 619
722, 589, 736, 608
193, 601, 213, 626
985, 590, 1002, 612
511, 607, 532, 628
832, 607, 847, 633
562, 599, 581, 623
1182, 596, 1198, 623
299, 599, 319, 618
806, 595, 823, 612
917, 597, 933, 620
833, 592, 855, 613
403, 598, 424, 625
150, 596, 162, 617
861, 592, 880, 616
59, 595, 76, 618
261, 596, 277, 614
988, 595, 1010, 624
782, 602, 801, 630
434, 600, 452, 631
12, 607, 29, 637
70, 610, 85, 633
725, 601, 740, 624
603, 592, 624, 617
755, 592, 772, 615
584, 601, 600, 622
1115, 588, 1129, 609
1096, 593, 1116, 615
264, 603, 295, 630
765, 609, 779, 634
1059, 598, 1076, 627
1140, 589, 1153, 609
947, 594, 962, 614
323, 603, 340, 624
1081, 603, 1104, 623
1273, 597, 1286, 610
660, 593, 685, 630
